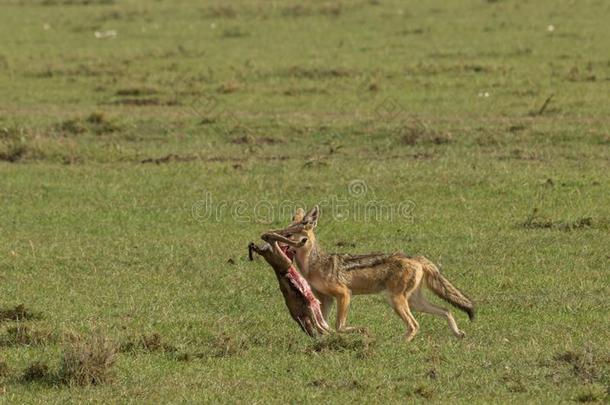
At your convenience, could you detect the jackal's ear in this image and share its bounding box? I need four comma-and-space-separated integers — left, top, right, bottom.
292, 208, 305, 224
304, 205, 319, 227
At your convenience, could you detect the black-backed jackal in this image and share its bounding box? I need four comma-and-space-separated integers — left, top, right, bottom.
273, 207, 475, 341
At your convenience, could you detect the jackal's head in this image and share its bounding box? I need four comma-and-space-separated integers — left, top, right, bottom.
275, 206, 319, 256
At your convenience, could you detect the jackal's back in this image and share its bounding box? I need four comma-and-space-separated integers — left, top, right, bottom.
312, 252, 419, 295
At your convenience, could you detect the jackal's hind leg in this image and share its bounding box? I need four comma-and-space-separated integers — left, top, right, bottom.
409, 289, 465, 338
390, 295, 419, 342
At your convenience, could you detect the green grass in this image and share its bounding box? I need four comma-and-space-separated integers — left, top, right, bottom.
1, 0, 609, 402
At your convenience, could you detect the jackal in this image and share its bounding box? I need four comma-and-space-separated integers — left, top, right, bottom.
273, 206, 475, 341
248, 232, 329, 337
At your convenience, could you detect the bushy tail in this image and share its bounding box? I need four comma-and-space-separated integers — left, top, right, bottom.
419, 257, 476, 320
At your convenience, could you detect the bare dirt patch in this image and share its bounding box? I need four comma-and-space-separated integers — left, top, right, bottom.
230, 135, 283, 145
282, 86, 330, 96
140, 154, 197, 164
115, 87, 158, 97
279, 66, 354, 79
28, 62, 123, 78
309, 378, 368, 390
404, 62, 502, 76
282, 2, 344, 18
520, 209, 603, 231
112, 98, 165, 106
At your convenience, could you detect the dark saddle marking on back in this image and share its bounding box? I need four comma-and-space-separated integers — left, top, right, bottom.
330, 252, 397, 271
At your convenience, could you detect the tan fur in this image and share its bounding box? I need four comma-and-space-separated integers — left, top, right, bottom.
417, 256, 475, 320
275, 206, 476, 340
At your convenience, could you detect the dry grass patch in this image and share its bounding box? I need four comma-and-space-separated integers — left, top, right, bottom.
0, 129, 47, 163
58, 332, 117, 386
521, 209, 603, 231
115, 87, 158, 97
283, 66, 353, 79
397, 122, 454, 145
119, 332, 177, 354
210, 332, 251, 358
55, 112, 120, 136
21, 362, 50, 383
309, 378, 368, 390
0, 127, 83, 164
221, 27, 249, 38
553, 348, 606, 384
205, 5, 237, 19
230, 135, 283, 145
282, 86, 329, 96
0, 305, 36, 322
140, 153, 197, 164
414, 384, 436, 399
573, 384, 608, 403
0, 324, 56, 347
282, 2, 343, 17
0, 359, 8, 378
217, 80, 241, 94
0, 142, 29, 162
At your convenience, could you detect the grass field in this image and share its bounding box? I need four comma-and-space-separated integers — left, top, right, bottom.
1, 0, 609, 402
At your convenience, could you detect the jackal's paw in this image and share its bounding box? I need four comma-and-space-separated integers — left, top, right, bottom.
455, 330, 466, 339
404, 333, 417, 342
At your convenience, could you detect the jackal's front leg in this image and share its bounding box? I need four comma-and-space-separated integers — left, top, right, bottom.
334, 289, 366, 334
